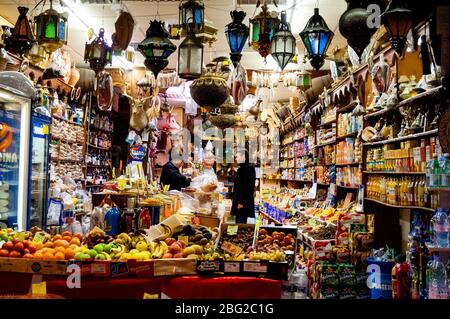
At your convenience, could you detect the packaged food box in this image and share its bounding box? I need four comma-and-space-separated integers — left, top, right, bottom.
318, 262, 338, 286
338, 264, 356, 286
339, 286, 356, 299
320, 286, 339, 299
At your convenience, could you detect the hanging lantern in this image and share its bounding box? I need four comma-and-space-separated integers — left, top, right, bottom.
381, 0, 414, 57
177, 31, 204, 80
179, 0, 204, 33
225, 9, 249, 67
138, 20, 176, 79
299, 8, 334, 71
27, 42, 47, 64
8, 7, 35, 55
271, 11, 296, 70
34, 0, 68, 54
296, 69, 312, 91
84, 28, 112, 74
249, 2, 279, 59
339, 0, 379, 62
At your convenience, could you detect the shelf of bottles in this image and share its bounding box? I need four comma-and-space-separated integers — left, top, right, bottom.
85, 93, 114, 187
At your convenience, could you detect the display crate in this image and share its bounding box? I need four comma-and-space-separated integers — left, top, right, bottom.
0, 258, 68, 275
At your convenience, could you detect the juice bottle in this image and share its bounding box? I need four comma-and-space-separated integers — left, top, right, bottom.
418, 178, 425, 207
413, 178, 419, 207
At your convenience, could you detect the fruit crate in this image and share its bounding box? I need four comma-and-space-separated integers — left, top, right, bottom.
257, 225, 298, 270
216, 223, 256, 257
153, 258, 197, 276
0, 257, 68, 275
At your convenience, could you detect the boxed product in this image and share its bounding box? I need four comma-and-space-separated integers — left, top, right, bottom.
336, 213, 365, 246
351, 232, 375, 253
320, 286, 339, 299
313, 240, 335, 261
333, 245, 351, 263
339, 286, 356, 299
318, 262, 339, 286
338, 263, 356, 286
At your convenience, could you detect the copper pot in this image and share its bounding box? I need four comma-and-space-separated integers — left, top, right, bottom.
190, 73, 228, 110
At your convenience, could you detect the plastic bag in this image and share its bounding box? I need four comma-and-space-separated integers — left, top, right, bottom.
190, 168, 218, 192
47, 198, 64, 226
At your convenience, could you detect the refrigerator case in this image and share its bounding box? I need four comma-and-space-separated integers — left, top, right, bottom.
27, 112, 51, 230
0, 86, 32, 231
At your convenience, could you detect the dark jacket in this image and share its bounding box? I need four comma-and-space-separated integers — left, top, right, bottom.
160, 161, 191, 191
231, 163, 256, 218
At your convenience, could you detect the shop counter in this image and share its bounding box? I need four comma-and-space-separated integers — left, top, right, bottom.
0, 273, 281, 299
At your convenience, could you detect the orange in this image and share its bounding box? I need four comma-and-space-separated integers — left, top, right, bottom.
64, 248, 75, 260
70, 237, 81, 246
54, 252, 65, 260
74, 233, 83, 241
62, 235, 72, 242
59, 240, 70, 249
44, 241, 54, 248
54, 246, 65, 253
62, 231, 72, 237
42, 248, 55, 255
34, 242, 43, 250
52, 234, 62, 241
43, 252, 55, 260
33, 252, 44, 259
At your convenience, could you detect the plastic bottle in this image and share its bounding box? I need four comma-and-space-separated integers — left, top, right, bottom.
392, 262, 412, 299
293, 268, 308, 299
442, 153, 450, 187
430, 208, 450, 247
431, 155, 441, 187
428, 255, 448, 299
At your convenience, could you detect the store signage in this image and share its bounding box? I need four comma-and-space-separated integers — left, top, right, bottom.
0, 122, 18, 169
197, 260, 221, 272
130, 144, 146, 161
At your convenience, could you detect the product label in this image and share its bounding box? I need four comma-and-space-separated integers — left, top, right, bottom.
224, 262, 240, 273
243, 262, 267, 273
31, 281, 47, 296
221, 241, 243, 257
178, 236, 189, 246
32, 232, 46, 243
226, 225, 238, 236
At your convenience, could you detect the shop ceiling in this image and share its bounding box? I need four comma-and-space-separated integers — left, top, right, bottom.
0, 0, 352, 70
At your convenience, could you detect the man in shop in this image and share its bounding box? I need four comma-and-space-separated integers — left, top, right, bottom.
231, 147, 256, 224
160, 147, 193, 191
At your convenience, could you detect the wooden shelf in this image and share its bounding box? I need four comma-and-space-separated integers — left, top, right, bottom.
364, 197, 434, 212
86, 164, 112, 169
51, 137, 83, 145
52, 116, 83, 127
337, 185, 359, 190
363, 171, 425, 175
86, 143, 112, 151
336, 131, 359, 140
336, 162, 362, 166
89, 126, 114, 134
337, 101, 357, 114
319, 120, 336, 128
362, 129, 438, 146
317, 139, 336, 147
425, 243, 450, 254
58, 159, 84, 163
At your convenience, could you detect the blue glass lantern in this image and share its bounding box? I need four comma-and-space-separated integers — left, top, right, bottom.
271, 11, 296, 70
299, 8, 334, 71
225, 10, 249, 67
179, 0, 204, 33
249, 3, 279, 59
138, 20, 176, 79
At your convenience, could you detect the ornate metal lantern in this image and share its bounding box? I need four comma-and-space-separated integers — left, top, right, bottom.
138, 20, 176, 79
299, 8, 334, 71
249, 2, 279, 59
271, 11, 296, 70
84, 28, 112, 74
8, 7, 35, 55
225, 9, 249, 67
381, 0, 414, 57
34, 0, 68, 53
177, 31, 204, 80
179, 0, 204, 33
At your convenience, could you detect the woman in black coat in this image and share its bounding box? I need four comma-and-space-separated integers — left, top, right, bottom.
231, 150, 256, 224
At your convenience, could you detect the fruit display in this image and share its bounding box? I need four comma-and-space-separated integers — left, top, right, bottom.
255, 228, 296, 253
306, 224, 337, 241
248, 250, 286, 262
0, 238, 38, 259
304, 207, 339, 224
217, 226, 254, 258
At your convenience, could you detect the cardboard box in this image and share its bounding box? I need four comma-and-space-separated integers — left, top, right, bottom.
0, 257, 68, 275
197, 214, 221, 228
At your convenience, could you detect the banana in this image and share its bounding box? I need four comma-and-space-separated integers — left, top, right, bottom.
101, 252, 111, 261
151, 243, 161, 259
147, 241, 156, 255
153, 242, 165, 259
117, 233, 132, 245
159, 241, 168, 256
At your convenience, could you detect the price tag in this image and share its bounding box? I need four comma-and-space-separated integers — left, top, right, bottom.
32, 232, 46, 243
31, 282, 47, 296
221, 241, 243, 256
42, 124, 49, 135
224, 261, 240, 273
143, 293, 159, 299
226, 225, 238, 235
178, 236, 189, 246
243, 262, 267, 273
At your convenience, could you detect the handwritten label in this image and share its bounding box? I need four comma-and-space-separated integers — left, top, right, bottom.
197, 260, 221, 272
143, 293, 159, 299
221, 241, 243, 257
31, 282, 47, 296
178, 236, 189, 246
243, 262, 267, 273
32, 232, 46, 243
224, 262, 240, 273
226, 225, 238, 236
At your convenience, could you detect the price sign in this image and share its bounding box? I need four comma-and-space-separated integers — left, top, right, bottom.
221, 241, 243, 256
226, 225, 238, 235
143, 293, 159, 299
14, 232, 25, 241
32, 232, 46, 243
31, 282, 47, 296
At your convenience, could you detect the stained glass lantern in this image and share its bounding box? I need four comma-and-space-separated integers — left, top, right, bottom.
225, 9, 249, 67
179, 0, 204, 33
84, 28, 112, 74
271, 11, 296, 70
8, 7, 35, 55
381, 0, 414, 57
299, 8, 334, 71
138, 20, 176, 79
249, 3, 279, 59
34, 0, 68, 53
177, 31, 204, 80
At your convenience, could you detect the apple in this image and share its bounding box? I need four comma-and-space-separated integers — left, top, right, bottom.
14, 242, 24, 252
165, 238, 176, 246
22, 248, 30, 255
22, 253, 33, 259
2, 242, 14, 252
169, 242, 182, 255
22, 240, 30, 249
0, 249, 9, 257
176, 241, 186, 249
28, 245, 37, 254
8, 250, 21, 258
12, 238, 21, 246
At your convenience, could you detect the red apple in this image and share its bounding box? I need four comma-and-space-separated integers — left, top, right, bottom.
176, 241, 186, 249
169, 242, 182, 255
165, 238, 176, 246
8, 250, 21, 258
2, 242, 14, 252
12, 238, 21, 246
0, 249, 9, 257
22, 253, 33, 259
28, 245, 37, 254
14, 242, 24, 252
22, 248, 30, 255
22, 240, 30, 248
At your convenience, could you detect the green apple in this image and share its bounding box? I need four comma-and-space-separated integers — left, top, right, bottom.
93, 243, 105, 253
87, 249, 98, 258
103, 244, 113, 254
95, 253, 106, 261
74, 252, 86, 260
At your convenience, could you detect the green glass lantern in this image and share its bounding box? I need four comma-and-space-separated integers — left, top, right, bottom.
138, 20, 176, 79
84, 28, 112, 74
34, 0, 68, 53
249, 2, 279, 59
